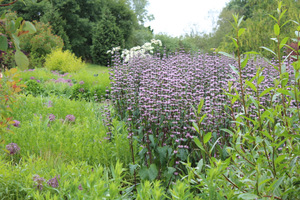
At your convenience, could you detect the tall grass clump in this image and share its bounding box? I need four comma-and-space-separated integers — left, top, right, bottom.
6, 95, 132, 167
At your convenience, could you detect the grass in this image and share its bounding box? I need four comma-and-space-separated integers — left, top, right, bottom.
85, 63, 109, 75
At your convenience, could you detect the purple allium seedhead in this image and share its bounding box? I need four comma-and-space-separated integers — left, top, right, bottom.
33, 175, 45, 190
48, 114, 56, 122
65, 115, 75, 122
47, 175, 60, 188
79, 88, 85, 93
12, 120, 20, 127
79, 81, 84, 85
30, 76, 35, 80
36, 80, 40, 83
6, 143, 20, 155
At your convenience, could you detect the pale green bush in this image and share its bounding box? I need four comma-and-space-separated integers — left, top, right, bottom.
45, 49, 85, 73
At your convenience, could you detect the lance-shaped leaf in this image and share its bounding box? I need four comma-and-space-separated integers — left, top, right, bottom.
0, 35, 8, 51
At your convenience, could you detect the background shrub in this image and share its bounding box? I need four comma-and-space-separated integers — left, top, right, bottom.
45, 49, 85, 73
20, 21, 64, 68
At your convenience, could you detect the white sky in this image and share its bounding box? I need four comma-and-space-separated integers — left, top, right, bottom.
144, 0, 231, 37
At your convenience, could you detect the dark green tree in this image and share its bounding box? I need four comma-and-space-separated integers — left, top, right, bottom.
91, 7, 122, 65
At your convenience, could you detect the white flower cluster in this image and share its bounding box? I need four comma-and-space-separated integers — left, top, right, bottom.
107, 39, 162, 62
106, 46, 121, 54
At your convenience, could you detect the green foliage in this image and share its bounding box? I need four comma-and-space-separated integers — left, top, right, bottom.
20, 21, 64, 68
216, 0, 300, 55
45, 49, 85, 73
23, 79, 45, 96
91, 7, 123, 65
0, 10, 36, 70
189, 4, 300, 199
0, 68, 25, 143
4, 0, 139, 61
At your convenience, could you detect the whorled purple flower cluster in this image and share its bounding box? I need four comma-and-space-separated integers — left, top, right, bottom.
110, 52, 296, 166
47, 175, 60, 188
33, 175, 45, 190
6, 143, 20, 155
65, 114, 76, 122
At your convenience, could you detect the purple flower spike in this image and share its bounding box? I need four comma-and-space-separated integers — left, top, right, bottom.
12, 120, 20, 127
65, 115, 76, 122
78, 184, 83, 190
6, 143, 20, 155
47, 175, 60, 188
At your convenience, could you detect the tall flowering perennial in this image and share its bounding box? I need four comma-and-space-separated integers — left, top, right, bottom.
110, 49, 297, 180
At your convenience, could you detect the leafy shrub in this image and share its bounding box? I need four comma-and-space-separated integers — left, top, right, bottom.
23, 79, 45, 96
45, 49, 85, 73
20, 21, 64, 68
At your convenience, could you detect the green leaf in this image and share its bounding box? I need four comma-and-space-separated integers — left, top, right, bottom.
157, 147, 167, 165
219, 51, 235, 60
23, 21, 36, 34
0, 35, 8, 51
269, 14, 277, 22
275, 155, 285, 164
198, 99, 204, 114
199, 114, 207, 124
232, 38, 238, 48
249, 96, 259, 109
238, 193, 259, 199
277, 88, 290, 96
238, 28, 245, 37
295, 31, 300, 37
203, 132, 212, 144
279, 9, 287, 21
270, 176, 285, 191
209, 137, 222, 155
139, 166, 149, 180
148, 164, 158, 181
257, 75, 265, 85
241, 55, 249, 69
15, 17, 23, 30
237, 16, 244, 27
15, 50, 29, 70
259, 87, 273, 98
12, 34, 20, 50
280, 37, 289, 49
274, 24, 280, 36
194, 137, 205, 151
192, 122, 199, 133
245, 80, 257, 92
261, 131, 273, 140
229, 64, 239, 75
129, 164, 138, 175
220, 129, 235, 136
260, 46, 277, 57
